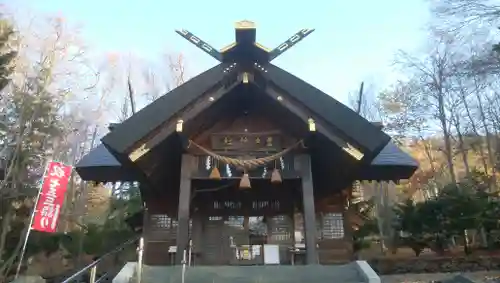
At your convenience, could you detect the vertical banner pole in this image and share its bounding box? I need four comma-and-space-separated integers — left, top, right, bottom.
14, 162, 49, 279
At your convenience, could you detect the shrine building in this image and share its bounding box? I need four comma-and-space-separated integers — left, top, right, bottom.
75, 21, 418, 266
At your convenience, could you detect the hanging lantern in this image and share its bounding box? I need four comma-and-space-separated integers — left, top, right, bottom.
239, 172, 251, 189
271, 168, 282, 184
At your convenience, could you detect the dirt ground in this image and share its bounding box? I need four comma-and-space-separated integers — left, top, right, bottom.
381, 271, 500, 283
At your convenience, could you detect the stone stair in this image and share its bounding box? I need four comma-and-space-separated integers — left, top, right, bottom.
130, 263, 374, 283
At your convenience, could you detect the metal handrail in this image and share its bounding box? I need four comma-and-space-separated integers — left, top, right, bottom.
136, 237, 144, 283
181, 249, 187, 283
61, 236, 141, 283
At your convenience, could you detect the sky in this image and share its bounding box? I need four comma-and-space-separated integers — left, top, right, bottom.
5, 0, 431, 104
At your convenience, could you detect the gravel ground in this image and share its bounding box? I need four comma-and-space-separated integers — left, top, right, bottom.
381, 271, 500, 282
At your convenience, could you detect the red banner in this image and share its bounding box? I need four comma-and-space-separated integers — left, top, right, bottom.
31, 161, 72, 233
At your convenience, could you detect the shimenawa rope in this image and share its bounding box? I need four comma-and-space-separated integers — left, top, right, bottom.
188, 139, 303, 169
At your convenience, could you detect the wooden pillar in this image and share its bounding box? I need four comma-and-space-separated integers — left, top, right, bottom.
294, 154, 318, 264
175, 154, 197, 264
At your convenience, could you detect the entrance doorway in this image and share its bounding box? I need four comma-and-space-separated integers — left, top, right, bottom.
198, 214, 294, 265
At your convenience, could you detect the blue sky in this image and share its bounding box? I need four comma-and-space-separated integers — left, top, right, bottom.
6, 0, 430, 104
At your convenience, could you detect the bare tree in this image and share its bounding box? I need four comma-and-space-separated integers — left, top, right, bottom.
143, 52, 188, 103
430, 0, 500, 34
142, 67, 163, 102
378, 79, 432, 144
0, 15, 99, 276
168, 53, 187, 87
393, 36, 464, 183
472, 76, 497, 186
347, 81, 383, 123
452, 109, 471, 174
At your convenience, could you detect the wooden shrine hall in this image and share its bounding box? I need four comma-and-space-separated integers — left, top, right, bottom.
75, 21, 418, 267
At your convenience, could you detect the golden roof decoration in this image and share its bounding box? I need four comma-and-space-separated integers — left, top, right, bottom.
235, 20, 256, 29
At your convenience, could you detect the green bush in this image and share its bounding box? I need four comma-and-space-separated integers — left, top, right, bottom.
392, 171, 500, 255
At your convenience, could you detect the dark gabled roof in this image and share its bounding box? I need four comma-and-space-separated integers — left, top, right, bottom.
75, 144, 136, 182
371, 142, 418, 167
263, 64, 391, 155
359, 141, 418, 181
102, 63, 390, 159
76, 139, 418, 182
77, 144, 121, 167
101, 64, 228, 154
81, 24, 415, 183
101, 24, 392, 159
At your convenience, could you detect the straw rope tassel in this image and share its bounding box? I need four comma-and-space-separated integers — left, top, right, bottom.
187, 139, 303, 189
271, 160, 282, 184
240, 171, 251, 189
209, 159, 221, 180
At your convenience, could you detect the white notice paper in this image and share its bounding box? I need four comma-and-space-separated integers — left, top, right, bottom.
263, 244, 280, 264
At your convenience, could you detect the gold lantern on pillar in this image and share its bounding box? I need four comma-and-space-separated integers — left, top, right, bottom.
176, 119, 184, 132
308, 118, 316, 132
